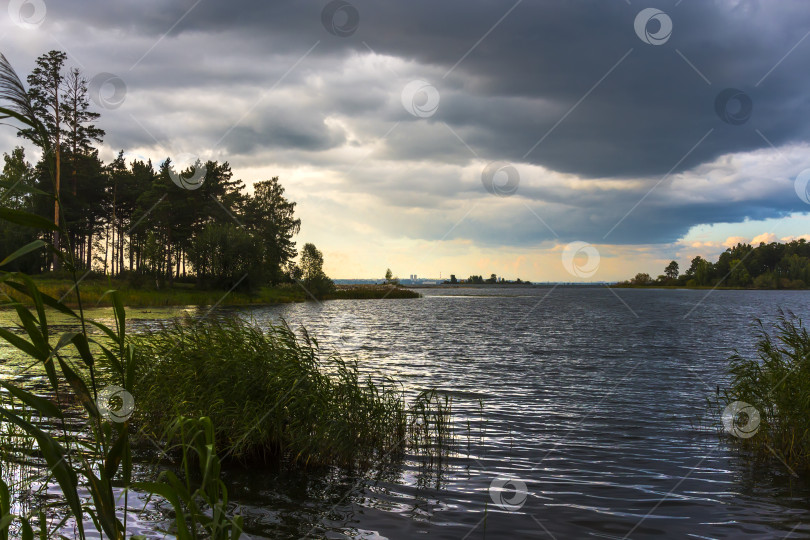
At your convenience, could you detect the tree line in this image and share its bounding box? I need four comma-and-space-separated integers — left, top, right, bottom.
622, 239, 810, 289
0, 50, 328, 292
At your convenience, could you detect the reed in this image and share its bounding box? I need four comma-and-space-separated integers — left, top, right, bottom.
327, 286, 421, 300
717, 312, 810, 473
131, 316, 451, 467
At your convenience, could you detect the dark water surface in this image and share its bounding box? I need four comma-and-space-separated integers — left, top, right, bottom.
3, 287, 810, 538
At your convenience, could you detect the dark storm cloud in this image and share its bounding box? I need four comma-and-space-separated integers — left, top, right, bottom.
5, 0, 810, 250
44, 0, 810, 178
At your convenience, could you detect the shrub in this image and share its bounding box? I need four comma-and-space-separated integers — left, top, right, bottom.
753, 272, 776, 289
630, 273, 652, 285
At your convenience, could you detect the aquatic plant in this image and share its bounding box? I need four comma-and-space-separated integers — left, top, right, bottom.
135, 417, 243, 539
131, 316, 451, 466
718, 312, 810, 473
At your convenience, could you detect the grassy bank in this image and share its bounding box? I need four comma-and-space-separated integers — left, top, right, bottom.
0, 276, 419, 307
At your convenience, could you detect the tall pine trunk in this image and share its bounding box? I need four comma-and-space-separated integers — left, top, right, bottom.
52, 72, 62, 272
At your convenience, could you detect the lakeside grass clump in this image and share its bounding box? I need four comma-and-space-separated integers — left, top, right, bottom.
131, 316, 448, 466
328, 285, 421, 300
717, 313, 810, 473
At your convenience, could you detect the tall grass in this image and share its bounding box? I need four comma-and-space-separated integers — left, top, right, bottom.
0, 274, 245, 538
717, 312, 810, 472
135, 417, 243, 539
327, 286, 421, 300
131, 316, 451, 467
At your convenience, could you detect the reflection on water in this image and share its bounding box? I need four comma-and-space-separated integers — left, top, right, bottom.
2, 287, 810, 538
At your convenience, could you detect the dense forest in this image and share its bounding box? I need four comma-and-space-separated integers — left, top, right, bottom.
621, 240, 810, 289
0, 50, 314, 292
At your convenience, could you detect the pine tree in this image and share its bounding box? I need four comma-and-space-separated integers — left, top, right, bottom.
62, 67, 105, 193
22, 50, 67, 270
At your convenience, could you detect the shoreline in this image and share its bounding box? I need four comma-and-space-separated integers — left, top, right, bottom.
610, 284, 809, 291
408, 283, 809, 291
0, 278, 421, 308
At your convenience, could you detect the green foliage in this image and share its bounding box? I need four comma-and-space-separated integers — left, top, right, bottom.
0, 252, 243, 539
0, 148, 42, 273
134, 417, 243, 539
19, 50, 67, 148
664, 260, 679, 280
0, 48, 442, 540
327, 285, 421, 300
718, 314, 810, 472
384, 268, 400, 285
687, 255, 713, 286
623, 240, 810, 288
242, 178, 301, 284
728, 258, 752, 287
1, 49, 304, 289
299, 242, 334, 298
630, 272, 652, 285
131, 317, 449, 467
0, 273, 133, 538
187, 223, 264, 290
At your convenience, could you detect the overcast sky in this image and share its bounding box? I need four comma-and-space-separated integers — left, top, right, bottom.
2, 0, 810, 281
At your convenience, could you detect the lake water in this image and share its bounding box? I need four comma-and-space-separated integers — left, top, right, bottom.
2, 286, 810, 538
